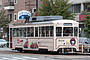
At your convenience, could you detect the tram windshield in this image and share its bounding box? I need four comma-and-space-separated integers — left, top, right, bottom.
63, 27, 73, 36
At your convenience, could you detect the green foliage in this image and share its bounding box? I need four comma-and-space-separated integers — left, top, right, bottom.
38, 0, 74, 19
83, 14, 90, 38
0, 10, 10, 32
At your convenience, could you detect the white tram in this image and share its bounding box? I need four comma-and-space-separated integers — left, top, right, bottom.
9, 19, 79, 53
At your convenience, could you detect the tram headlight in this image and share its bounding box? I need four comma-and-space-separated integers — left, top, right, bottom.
70, 38, 76, 46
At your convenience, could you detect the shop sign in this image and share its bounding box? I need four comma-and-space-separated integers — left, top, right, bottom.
18, 10, 31, 20
79, 15, 86, 21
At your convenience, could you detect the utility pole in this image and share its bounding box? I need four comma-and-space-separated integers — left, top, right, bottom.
36, 0, 38, 11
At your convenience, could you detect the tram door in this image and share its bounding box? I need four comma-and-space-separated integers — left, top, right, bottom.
10, 28, 12, 48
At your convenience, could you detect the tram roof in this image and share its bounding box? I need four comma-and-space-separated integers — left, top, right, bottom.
10, 19, 78, 26
30, 20, 78, 24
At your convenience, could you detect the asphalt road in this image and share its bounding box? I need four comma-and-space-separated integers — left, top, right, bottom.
0, 48, 90, 60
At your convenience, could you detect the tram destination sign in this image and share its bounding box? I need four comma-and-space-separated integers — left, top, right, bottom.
64, 23, 72, 26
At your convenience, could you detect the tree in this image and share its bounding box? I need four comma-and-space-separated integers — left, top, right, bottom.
0, 10, 10, 38
83, 13, 90, 38
38, 0, 74, 19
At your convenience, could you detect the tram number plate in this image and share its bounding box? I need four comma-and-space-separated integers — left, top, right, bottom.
58, 40, 64, 42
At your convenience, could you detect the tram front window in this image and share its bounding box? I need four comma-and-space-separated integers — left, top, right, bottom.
56, 27, 62, 36
63, 27, 73, 36
74, 27, 78, 36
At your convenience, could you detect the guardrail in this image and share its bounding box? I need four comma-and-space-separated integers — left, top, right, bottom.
79, 44, 90, 53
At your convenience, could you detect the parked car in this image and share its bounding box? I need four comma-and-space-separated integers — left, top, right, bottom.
79, 37, 90, 44
0, 39, 7, 48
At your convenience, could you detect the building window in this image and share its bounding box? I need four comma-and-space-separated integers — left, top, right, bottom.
14, 0, 17, 4
70, 4, 81, 13
69, 5, 73, 13
74, 4, 81, 13
14, 13, 17, 21
32, 8, 36, 13
84, 3, 90, 12
8, 0, 11, 2
7, 14, 12, 21
0, 5, 2, 8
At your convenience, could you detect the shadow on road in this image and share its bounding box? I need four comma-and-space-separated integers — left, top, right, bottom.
15, 50, 90, 56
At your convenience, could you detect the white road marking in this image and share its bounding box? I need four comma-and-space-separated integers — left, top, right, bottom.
2, 58, 9, 59
0, 56, 39, 60
12, 57, 23, 59
23, 56, 38, 60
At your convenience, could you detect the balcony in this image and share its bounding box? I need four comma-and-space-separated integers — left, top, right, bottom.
4, 2, 14, 10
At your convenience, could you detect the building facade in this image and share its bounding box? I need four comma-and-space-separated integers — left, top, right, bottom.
0, 0, 3, 10
2, 0, 42, 22
69, 0, 90, 37
0, 0, 42, 40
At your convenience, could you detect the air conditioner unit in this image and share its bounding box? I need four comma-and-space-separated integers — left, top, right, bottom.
32, 8, 36, 13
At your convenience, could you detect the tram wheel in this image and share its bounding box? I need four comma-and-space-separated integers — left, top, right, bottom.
57, 48, 62, 54
16, 48, 23, 52
19, 50, 23, 52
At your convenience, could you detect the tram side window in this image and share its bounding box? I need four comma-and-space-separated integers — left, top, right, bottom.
41, 27, 46, 37
19, 28, 22, 37
63, 27, 73, 36
39, 26, 54, 37
39, 27, 42, 37
35, 27, 38, 37
74, 27, 78, 36
30, 27, 34, 37
12, 28, 16, 37
16, 28, 21, 37
39, 27, 45, 37
27, 27, 30, 37
56, 27, 62, 36
22, 28, 27, 37
46, 26, 49, 37
50, 26, 54, 36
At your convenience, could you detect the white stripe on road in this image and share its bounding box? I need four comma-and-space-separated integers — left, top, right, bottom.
1, 56, 39, 60
23, 56, 38, 60
2, 58, 9, 59
12, 57, 23, 59
12, 56, 38, 60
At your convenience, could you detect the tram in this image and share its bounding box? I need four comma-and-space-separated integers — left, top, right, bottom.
9, 17, 79, 53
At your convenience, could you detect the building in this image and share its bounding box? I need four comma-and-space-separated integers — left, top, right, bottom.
69, 0, 90, 21
0, 0, 2, 10
69, 0, 90, 37
1, 0, 42, 41
2, 0, 42, 22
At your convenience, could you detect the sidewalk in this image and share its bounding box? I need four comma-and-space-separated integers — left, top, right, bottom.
0, 48, 12, 51
77, 53, 90, 55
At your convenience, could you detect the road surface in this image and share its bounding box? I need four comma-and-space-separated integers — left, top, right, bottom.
0, 48, 90, 60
